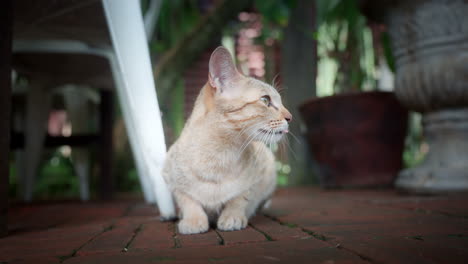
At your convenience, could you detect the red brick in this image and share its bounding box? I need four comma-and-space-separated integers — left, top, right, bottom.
276, 203, 417, 228
178, 229, 220, 247
377, 197, 468, 217
250, 215, 309, 241
77, 226, 136, 255
78, 216, 160, 255
114, 216, 157, 226
338, 236, 468, 264
4, 188, 468, 263
64, 239, 365, 264
7, 257, 60, 264
125, 204, 159, 217
63, 204, 129, 226
218, 226, 266, 245
306, 214, 468, 243
8, 204, 72, 233
129, 220, 174, 250
0, 223, 107, 261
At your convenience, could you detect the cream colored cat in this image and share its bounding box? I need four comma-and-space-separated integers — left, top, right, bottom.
162, 46, 292, 235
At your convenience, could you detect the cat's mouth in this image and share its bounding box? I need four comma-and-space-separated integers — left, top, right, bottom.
259, 128, 288, 135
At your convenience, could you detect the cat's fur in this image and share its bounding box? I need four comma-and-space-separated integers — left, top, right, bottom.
162, 46, 292, 234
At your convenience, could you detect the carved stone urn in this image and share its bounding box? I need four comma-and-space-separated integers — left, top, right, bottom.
362, 0, 468, 192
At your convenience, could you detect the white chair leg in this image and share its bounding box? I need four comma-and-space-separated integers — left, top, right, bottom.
103, 0, 175, 219
22, 81, 51, 202
63, 87, 91, 201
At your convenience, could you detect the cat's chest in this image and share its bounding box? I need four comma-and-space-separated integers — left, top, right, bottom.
187, 167, 255, 208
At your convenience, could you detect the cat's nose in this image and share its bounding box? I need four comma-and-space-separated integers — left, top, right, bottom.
283, 110, 292, 123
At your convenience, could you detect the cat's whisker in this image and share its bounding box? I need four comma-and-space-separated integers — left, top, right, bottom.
238, 123, 258, 137
268, 130, 275, 150
277, 138, 288, 160
234, 124, 256, 145
276, 85, 289, 95
247, 130, 263, 167
253, 128, 271, 167
283, 136, 299, 160
238, 125, 265, 159
271, 74, 281, 91
287, 130, 301, 144
238, 123, 265, 148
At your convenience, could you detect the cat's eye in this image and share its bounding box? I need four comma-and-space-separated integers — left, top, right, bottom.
260, 95, 271, 106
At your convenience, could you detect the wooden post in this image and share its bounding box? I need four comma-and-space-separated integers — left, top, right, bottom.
0, 0, 13, 237
98, 90, 114, 200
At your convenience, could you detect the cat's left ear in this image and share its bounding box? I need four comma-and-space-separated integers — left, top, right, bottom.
209, 46, 240, 94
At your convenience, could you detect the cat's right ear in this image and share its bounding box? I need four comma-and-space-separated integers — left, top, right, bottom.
209, 46, 239, 94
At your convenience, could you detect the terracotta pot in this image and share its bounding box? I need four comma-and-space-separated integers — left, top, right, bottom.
299, 91, 408, 188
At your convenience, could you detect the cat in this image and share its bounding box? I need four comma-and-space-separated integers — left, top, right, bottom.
162, 46, 292, 235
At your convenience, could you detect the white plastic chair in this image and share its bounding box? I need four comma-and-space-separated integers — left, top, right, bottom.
13, 0, 175, 219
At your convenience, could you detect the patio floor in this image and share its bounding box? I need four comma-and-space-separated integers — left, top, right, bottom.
1, 187, 468, 264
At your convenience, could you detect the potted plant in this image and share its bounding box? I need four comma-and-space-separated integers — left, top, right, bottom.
299, 0, 408, 188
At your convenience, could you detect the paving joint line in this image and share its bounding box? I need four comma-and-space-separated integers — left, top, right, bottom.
264, 214, 377, 264
122, 224, 143, 252
263, 214, 298, 229
58, 222, 115, 263
248, 223, 275, 241
171, 223, 181, 248
214, 229, 225, 245
335, 244, 380, 264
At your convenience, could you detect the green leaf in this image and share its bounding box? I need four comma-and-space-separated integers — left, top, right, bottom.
382, 31, 396, 72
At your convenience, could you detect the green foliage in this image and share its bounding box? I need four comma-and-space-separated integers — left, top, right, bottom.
169, 78, 185, 137
34, 151, 80, 199
119, 168, 142, 192
316, 0, 377, 94
276, 160, 291, 186
255, 0, 290, 26
403, 113, 426, 168
151, 0, 202, 53
381, 31, 395, 72
253, 0, 293, 43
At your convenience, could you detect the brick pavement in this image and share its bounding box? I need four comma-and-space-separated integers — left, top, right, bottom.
1, 187, 467, 263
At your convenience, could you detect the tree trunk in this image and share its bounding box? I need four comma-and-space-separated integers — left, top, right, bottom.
0, 0, 13, 237
281, 0, 317, 185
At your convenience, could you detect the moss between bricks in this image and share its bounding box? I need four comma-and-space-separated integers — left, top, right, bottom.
57, 249, 77, 263
406, 235, 424, 241
214, 230, 225, 245
263, 214, 328, 241
170, 223, 181, 248
448, 234, 468, 239
283, 223, 298, 228
302, 229, 328, 241
248, 224, 274, 241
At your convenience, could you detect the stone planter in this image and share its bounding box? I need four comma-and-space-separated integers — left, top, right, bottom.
299, 92, 408, 188
362, 0, 468, 192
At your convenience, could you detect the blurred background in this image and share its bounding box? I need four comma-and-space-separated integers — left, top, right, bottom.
8, 0, 429, 201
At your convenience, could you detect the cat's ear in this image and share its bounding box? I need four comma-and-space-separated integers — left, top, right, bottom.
209, 46, 239, 93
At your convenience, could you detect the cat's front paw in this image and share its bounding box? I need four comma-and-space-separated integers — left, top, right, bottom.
217, 212, 248, 231
178, 217, 209, 235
